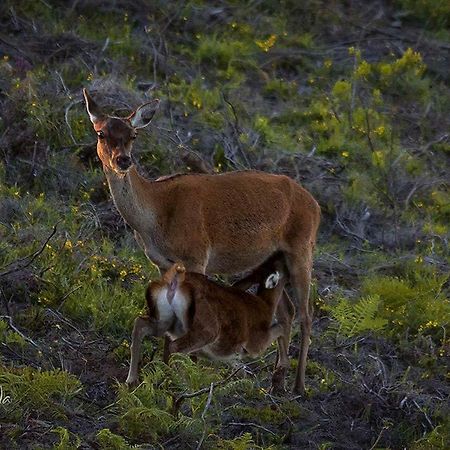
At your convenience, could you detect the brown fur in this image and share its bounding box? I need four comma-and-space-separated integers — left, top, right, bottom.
83, 90, 320, 393
126, 258, 292, 385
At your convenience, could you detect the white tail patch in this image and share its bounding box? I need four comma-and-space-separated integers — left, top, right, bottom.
156, 287, 189, 332
264, 271, 281, 289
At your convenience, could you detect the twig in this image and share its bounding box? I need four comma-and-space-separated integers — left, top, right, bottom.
173, 366, 242, 415
222, 93, 251, 168
412, 399, 434, 429
0, 315, 41, 349
226, 421, 276, 435
369, 425, 387, 450
56, 285, 82, 311
195, 382, 214, 450
0, 287, 11, 315
44, 308, 84, 337
65, 99, 91, 147
0, 224, 58, 277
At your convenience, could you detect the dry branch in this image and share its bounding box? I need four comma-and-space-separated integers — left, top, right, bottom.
172, 365, 242, 416
0, 315, 41, 349
0, 224, 58, 278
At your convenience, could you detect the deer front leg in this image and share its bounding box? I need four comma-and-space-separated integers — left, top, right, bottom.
126, 316, 153, 385
285, 252, 313, 395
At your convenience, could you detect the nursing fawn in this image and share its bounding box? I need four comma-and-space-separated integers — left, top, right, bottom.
126, 256, 292, 385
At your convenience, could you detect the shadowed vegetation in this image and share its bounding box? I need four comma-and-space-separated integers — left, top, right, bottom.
0, 0, 449, 448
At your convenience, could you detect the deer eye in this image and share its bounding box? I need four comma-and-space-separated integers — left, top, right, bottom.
131, 133, 137, 140
97, 130, 105, 139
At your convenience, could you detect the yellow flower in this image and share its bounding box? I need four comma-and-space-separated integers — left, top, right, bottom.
255, 34, 277, 52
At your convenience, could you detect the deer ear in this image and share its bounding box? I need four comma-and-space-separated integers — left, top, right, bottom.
83, 88, 104, 125
264, 271, 281, 289
129, 99, 160, 129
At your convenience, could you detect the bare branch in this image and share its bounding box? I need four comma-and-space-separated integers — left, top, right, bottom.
0, 224, 58, 278
173, 365, 242, 415
0, 315, 41, 349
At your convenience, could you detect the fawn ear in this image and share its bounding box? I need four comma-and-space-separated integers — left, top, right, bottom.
129, 99, 160, 129
83, 88, 104, 125
265, 271, 281, 289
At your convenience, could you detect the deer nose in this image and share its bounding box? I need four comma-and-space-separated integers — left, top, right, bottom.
116, 155, 132, 170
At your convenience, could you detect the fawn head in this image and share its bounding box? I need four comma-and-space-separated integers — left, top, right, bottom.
83, 89, 159, 174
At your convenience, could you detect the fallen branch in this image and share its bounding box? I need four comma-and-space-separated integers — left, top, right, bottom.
0, 315, 41, 350
44, 308, 84, 337
172, 365, 242, 416
226, 421, 276, 436
195, 382, 214, 450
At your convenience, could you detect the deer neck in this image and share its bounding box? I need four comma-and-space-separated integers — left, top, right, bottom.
104, 165, 156, 232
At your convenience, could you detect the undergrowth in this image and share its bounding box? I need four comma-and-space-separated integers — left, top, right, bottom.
0, 0, 449, 448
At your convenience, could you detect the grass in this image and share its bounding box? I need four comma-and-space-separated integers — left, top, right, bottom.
0, 0, 449, 448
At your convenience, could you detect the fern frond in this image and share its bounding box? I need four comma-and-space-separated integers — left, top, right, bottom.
330, 295, 387, 338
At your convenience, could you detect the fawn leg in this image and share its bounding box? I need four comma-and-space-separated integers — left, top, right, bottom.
169, 325, 217, 355
126, 316, 153, 385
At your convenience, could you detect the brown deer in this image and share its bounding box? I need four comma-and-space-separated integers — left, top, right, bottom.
126, 256, 292, 385
83, 89, 320, 393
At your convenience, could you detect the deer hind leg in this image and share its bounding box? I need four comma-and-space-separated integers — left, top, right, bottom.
126, 316, 153, 385
285, 251, 313, 395
270, 290, 295, 392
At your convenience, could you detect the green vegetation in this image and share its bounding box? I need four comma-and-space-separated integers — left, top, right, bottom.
0, 0, 449, 448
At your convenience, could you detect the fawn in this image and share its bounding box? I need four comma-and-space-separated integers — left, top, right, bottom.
126, 255, 293, 385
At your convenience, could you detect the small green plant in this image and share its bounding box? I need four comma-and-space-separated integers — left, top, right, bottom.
194, 35, 253, 71
0, 366, 82, 422
96, 429, 133, 450
329, 295, 388, 338
216, 432, 260, 450
52, 427, 81, 450
362, 266, 449, 343
398, 0, 450, 29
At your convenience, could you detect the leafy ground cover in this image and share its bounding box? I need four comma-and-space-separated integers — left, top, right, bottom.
0, 0, 449, 448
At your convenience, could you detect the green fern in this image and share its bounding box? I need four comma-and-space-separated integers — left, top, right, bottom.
51, 427, 81, 450
330, 295, 388, 338
216, 432, 266, 450
96, 429, 132, 450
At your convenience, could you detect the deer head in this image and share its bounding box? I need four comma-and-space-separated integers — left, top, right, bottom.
83, 89, 159, 174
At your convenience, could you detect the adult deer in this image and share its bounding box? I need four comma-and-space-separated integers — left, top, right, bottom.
83, 89, 320, 393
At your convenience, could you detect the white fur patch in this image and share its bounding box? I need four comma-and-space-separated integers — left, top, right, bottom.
265, 271, 281, 289
156, 287, 174, 324
156, 287, 189, 332
171, 290, 189, 331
